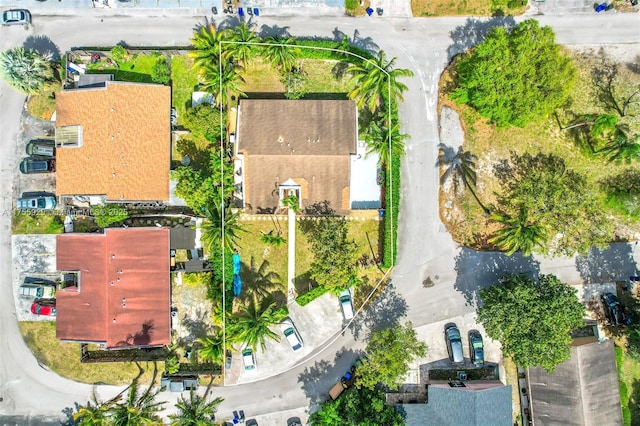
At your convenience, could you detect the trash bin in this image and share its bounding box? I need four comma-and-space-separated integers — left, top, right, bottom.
378, 209, 385, 217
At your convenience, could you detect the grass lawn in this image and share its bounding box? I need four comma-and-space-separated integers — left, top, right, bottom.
12, 213, 64, 234
236, 215, 382, 298
241, 59, 286, 94
439, 51, 640, 248
171, 55, 199, 124
19, 321, 160, 385
616, 345, 637, 425
27, 81, 63, 120
87, 53, 159, 84
412, 0, 526, 17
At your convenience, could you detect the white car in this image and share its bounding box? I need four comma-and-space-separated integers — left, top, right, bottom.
242, 349, 256, 371
280, 319, 304, 353
339, 289, 355, 320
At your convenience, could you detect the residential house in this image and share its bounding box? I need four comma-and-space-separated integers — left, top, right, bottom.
56, 228, 171, 349
234, 99, 380, 214
55, 81, 171, 203
526, 338, 623, 426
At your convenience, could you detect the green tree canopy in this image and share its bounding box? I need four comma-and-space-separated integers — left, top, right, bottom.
201, 203, 246, 253
228, 296, 286, 351
306, 217, 360, 292
0, 47, 53, 94
495, 152, 612, 256
357, 321, 427, 390
452, 19, 576, 128
170, 390, 224, 426
309, 386, 404, 426
477, 274, 585, 372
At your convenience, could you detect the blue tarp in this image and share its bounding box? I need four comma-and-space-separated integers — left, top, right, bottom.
233, 273, 242, 297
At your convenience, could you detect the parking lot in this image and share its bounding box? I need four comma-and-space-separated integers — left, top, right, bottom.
12, 235, 59, 321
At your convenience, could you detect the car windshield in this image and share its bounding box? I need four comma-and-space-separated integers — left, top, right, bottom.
36, 198, 46, 208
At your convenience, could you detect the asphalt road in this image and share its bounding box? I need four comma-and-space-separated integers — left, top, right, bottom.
0, 9, 639, 423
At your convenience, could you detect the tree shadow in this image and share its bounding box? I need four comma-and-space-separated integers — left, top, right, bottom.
297, 346, 362, 406
348, 281, 407, 341
351, 29, 379, 54
238, 257, 282, 305
453, 248, 541, 307
576, 243, 636, 284
446, 17, 517, 62
178, 309, 214, 347
23, 35, 61, 61
303, 200, 336, 216
258, 24, 291, 38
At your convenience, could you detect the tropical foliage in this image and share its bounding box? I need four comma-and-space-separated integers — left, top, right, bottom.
0, 47, 54, 94
263, 36, 300, 73
365, 115, 408, 167
356, 322, 427, 390
228, 296, 287, 351
452, 19, 576, 127
346, 51, 413, 114
494, 152, 612, 256
169, 390, 224, 426
201, 203, 246, 253
309, 386, 405, 426
478, 274, 585, 372
489, 208, 547, 256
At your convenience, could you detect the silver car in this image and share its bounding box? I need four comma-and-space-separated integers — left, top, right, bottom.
2, 9, 31, 26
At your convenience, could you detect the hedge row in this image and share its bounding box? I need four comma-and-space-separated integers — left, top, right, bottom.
296, 284, 330, 306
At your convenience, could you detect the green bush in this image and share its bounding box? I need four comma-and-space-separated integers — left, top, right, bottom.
345, 0, 359, 10
382, 144, 401, 267
296, 285, 329, 306
92, 205, 129, 228
151, 56, 170, 85
110, 45, 127, 63
615, 346, 632, 425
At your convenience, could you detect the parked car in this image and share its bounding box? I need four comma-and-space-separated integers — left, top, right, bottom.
242, 348, 256, 371
19, 157, 55, 174
445, 323, 464, 364
281, 319, 304, 353
468, 330, 485, 367
26, 139, 55, 159
287, 417, 302, 426
602, 293, 631, 326
19, 279, 56, 299
16, 195, 56, 210
31, 300, 56, 316
339, 288, 354, 320
1, 9, 31, 26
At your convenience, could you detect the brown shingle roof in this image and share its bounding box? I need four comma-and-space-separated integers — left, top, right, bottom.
56, 228, 171, 348
237, 100, 357, 213
55, 81, 171, 201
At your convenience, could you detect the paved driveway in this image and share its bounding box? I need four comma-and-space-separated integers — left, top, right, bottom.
11, 235, 59, 321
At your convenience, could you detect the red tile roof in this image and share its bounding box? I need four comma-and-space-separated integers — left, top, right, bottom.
56, 228, 170, 348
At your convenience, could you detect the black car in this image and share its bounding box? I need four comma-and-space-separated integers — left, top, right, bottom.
19, 157, 55, 174
468, 330, 485, 367
602, 293, 631, 326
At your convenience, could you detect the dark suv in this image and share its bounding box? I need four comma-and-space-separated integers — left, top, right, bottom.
602, 293, 631, 326
445, 323, 464, 364
19, 157, 55, 174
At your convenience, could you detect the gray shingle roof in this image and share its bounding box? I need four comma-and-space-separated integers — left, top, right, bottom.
528, 339, 623, 426
399, 385, 513, 426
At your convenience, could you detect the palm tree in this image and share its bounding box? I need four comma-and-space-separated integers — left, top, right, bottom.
169, 390, 224, 426
228, 296, 286, 351
226, 22, 261, 67
189, 24, 229, 69
108, 377, 165, 426
242, 257, 282, 302
440, 146, 490, 215
365, 116, 408, 167
346, 50, 413, 114
199, 60, 247, 108
201, 203, 246, 253
197, 326, 237, 364
73, 387, 117, 426
598, 129, 640, 164
489, 208, 548, 256
263, 36, 299, 73
0, 47, 53, 94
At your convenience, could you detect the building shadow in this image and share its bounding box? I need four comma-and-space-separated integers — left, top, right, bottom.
453, 248, 541, 307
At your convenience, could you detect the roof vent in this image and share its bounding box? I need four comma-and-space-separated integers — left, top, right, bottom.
121, 298, 126, 308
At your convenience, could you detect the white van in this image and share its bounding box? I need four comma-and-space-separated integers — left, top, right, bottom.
339, 289, 355, 320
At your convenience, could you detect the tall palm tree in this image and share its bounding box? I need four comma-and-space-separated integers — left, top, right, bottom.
0, 47, 53, 94
73, 388, 117, 426
197, 326, 238, 364
108, 377, 165, 426
263, 36, 299, 73
189, 24, 229, 69
365, 116, 408, 167
228, 296, 286, 351
199, 60, 247, 108
242, 257, 282, 302
346, 50, 413, 114
169, 390, 224, 426
201, 203, 246, 253
440, 146, 490, 215
489, 208, 548, 256
226, 22, 261, 67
